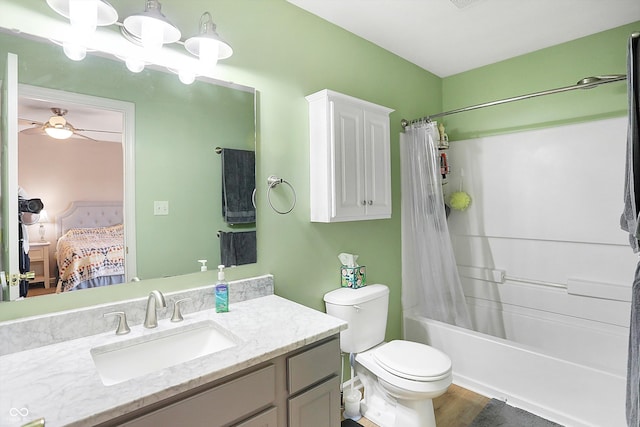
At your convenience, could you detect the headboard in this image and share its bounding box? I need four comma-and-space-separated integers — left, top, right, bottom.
56, 201, 123, 238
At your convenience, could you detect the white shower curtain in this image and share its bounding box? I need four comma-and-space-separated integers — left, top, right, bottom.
400, 121, 471, 328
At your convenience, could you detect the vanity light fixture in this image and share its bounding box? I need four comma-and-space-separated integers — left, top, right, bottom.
184, 12, 233, 74
45, 0, 233, 84
122, 0, 181, 52
46, 0, 118, 61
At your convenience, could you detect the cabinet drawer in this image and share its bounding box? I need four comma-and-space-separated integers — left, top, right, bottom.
29, 247, 44, 261
121, 365, 275, 427
234, 407, 277, 427
287, 338, 340, 395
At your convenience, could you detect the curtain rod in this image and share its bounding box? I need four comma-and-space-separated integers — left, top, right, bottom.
400, 74, 627, 129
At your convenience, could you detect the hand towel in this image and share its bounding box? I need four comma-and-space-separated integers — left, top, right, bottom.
221, 148, 256, 224
219, 231, 257, 267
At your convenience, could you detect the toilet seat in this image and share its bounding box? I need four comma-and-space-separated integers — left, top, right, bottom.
372, 340, 451, 382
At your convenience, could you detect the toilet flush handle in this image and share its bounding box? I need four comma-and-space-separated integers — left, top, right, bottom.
353, 305, 361, 312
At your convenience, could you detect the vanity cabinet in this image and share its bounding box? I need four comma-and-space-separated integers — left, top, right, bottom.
118, 365, 277, 427
307, 89, 394, 222
287, 338, 341, 427
103, 337, 340, 427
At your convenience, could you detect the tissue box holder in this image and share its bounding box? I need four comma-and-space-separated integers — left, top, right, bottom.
341, 266, 366, 289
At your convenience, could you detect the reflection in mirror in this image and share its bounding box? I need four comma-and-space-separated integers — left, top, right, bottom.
18, 88, 132, 297
0, 30, 256, 302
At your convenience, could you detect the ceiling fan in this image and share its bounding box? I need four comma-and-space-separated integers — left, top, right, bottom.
19, 107, 121, 142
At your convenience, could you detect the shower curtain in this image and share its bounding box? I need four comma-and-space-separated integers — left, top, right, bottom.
400, 121, 471, 328
624, 32, 640, 427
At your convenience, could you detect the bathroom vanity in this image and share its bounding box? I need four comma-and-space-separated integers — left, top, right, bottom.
0, 275, 346, 427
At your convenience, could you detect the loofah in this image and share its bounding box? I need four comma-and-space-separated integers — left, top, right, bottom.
449, 191, 471, 211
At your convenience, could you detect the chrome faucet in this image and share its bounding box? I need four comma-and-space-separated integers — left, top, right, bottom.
144, 290, 167, 328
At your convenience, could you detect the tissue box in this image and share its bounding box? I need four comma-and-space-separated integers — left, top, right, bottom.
341, 266, 366, 289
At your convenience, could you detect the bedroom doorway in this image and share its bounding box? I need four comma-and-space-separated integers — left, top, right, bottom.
15, 84, 136, 296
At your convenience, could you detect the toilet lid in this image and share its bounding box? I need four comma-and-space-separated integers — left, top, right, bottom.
372, 340, 451, 381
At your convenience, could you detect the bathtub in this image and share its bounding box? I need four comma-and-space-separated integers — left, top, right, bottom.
403, 312, 627, 427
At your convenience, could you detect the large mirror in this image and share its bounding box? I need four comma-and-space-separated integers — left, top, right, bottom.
0, 29, 256, 301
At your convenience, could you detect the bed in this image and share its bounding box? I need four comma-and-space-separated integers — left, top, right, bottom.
55, 201, 125, 293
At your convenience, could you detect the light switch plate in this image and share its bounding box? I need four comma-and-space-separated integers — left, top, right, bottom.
154, 201, 169, 216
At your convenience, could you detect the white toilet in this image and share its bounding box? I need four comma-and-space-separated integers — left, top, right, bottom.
324, 284, 452, 427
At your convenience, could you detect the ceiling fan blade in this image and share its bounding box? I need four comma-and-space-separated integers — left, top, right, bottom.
74, 128, 122, 134
72, 131, 99, 142
18, 118, 44, 127
20, 126, 45, 135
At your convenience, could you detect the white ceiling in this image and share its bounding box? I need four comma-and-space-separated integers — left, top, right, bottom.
287, 0, 640, 77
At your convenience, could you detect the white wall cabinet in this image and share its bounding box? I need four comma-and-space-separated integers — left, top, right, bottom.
307, 89, 394, 222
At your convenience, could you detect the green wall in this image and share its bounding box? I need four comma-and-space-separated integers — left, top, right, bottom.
1, 1, 637, 350
440, 22, 637, 140
0, 0, 440, 345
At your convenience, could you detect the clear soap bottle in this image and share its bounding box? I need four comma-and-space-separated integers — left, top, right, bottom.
215, 265, 229, 313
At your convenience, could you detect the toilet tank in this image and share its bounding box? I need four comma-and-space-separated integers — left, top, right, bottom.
323, 284, 389, 354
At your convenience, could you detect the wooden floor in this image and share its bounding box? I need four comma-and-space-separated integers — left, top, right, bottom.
347, 384, 490, 427
27, 282, 56, 297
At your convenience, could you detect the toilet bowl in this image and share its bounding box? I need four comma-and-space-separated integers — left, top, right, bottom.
323, 284, 453, 427
354, 341, 452, 427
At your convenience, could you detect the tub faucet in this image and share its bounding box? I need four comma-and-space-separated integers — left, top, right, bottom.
144, 290, 166, 328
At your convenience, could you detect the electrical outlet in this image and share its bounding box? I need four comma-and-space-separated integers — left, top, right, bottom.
154, 201, 169, 216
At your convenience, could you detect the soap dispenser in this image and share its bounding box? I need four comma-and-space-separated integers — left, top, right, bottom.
198, 260, 208, 272
215, 265, 229, 313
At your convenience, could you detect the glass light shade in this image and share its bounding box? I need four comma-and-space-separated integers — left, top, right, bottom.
45, 125, 74, 139
69, 0, 98, 36
178, 69, 196, 85
184, 12, 233, 71
123, 0, 181, 49
140, 17, 165, 51
62, 41, 87, 61
125, 58, 145, 73
46, 0, 118, 26
194, 38, 219, 72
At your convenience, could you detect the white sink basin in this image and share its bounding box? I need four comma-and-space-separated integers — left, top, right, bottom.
91, 320, 238, 386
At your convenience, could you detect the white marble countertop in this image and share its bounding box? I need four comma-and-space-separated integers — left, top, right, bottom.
0, 295, 347, 427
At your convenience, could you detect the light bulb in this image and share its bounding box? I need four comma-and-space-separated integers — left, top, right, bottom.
63, 41, 87, 61
140, 17, 164, 51
45, 126, 74, 139
198, 38, 219, 74
178, 69, 196, 85
125, 58, 145, 73
69, 0, 97, 37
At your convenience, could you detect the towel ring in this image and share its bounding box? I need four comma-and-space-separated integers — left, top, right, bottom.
267, 175, 296, 214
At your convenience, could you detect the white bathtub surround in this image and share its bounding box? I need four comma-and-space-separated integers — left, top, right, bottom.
400, 121, 471, 328
0, 274, 274, 356
413, 117, 635, 427
0, 277, 346, 426
404, 313, 626, 427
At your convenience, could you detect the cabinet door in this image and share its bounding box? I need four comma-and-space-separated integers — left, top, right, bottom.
332, 100, 365, 220
363, 110, 392, 219
288, 376, 341, 427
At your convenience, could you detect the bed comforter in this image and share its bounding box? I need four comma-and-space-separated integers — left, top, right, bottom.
56, 224, 125, 292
